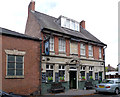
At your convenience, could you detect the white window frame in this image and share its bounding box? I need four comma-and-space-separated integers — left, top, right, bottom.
65, 19, 70, 28
61, 16, 79, 31
59, 65, 65, 70
80, 43, 86, 56
99, 47, 102, 58
50, 37, 54, 51
6, 55, 24, 78
88, 45, 93, 57
80, 66, 86, 71
46, 64, 54, 82
46, 64, 54, 70
89, 66, 93, 71
59, 38, 66, 52
59, 65, 65, 81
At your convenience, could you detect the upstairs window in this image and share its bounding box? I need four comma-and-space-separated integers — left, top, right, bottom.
60, 16, 79, 31
7, 55, 24, 76
99, 47, 102, 58
65, 19, 70, 28
50, 37, 54, 51
59, 38, 66, 52
70, 21, 75, 30
70, 41, 78, 55
88, 45, 93, 57
80, 43, 86, 56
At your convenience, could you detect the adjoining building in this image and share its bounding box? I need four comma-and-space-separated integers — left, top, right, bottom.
25, 1, 107, 94
0, 27, 42, 95
106, 64, 116, 72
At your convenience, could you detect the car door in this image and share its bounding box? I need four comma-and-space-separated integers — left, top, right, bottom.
118, 79, 120, 91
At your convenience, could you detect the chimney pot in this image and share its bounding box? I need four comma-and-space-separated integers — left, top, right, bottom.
80, 20, 85, 29
28, 0, 35, 12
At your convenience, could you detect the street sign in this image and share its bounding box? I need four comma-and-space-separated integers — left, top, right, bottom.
45, 40, 49, 55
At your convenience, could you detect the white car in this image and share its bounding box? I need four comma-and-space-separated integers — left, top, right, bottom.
95, 78, 120, 95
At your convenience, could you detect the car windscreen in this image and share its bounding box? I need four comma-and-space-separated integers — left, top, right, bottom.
102, 80, 114, 84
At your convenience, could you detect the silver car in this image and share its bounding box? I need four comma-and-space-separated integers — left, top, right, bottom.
95, 78, 120, 95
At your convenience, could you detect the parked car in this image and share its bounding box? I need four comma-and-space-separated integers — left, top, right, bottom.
0, 90, 23, 97
95, 78, 120, 95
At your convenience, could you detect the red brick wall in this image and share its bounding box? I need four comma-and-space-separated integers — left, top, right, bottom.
25, 11, 41, 39
101, 48, 104, 60
66, 39, 70, 56
54, 36, 59, 55
93, 46, 99, 59
2, 35, 41, 95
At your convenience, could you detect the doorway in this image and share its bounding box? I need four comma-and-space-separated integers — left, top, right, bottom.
69, 71, 77, 89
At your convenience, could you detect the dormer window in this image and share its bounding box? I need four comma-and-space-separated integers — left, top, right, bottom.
60, 16, 79, 31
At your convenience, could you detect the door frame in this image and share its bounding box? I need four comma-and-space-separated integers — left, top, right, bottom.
69, 70, 78, 89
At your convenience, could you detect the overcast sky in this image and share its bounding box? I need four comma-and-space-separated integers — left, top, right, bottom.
0, 0, 119, 68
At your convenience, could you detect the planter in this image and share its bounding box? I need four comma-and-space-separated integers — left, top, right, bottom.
59, 80, 65, 82
47, 80, 53, 82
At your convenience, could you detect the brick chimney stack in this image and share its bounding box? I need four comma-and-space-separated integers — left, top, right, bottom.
80, 20, 85, 29
28, 0, 35, 12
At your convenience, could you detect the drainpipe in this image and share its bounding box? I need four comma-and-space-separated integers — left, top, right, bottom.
39, 31, 50, 95
103, 45, 107, 79
39, 41, 42, 95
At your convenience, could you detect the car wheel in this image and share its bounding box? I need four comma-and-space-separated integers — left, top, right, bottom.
95, 90, 99, 94
115, 88, 119, 95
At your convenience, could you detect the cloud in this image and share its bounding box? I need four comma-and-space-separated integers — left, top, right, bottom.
0, 0, 119, 67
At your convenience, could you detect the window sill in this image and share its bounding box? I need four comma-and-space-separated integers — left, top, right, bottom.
88, 56, 94, 58
49, 51, 55, 53
70, 54, 78, 56
5, 76, 24, 79
59, 51, 66, 54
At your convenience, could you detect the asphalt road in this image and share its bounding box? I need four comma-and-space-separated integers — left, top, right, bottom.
39, 93, 120, 97
83, 93, 120, 97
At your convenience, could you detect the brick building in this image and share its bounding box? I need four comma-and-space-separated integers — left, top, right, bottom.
25, 1, 107, 94
0, 27, 42, 95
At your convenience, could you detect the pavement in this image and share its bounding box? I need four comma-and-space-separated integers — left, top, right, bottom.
44, 89, 96, 96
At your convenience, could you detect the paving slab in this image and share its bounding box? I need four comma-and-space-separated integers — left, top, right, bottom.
43, 89, 95, 96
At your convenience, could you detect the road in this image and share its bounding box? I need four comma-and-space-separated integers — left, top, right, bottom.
40, 93, 120, 97
83, 93, 120, 97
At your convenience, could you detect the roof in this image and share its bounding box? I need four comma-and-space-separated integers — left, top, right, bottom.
106, 64, 116, 72
0, 27, 41, 41
32, 11, 106, 46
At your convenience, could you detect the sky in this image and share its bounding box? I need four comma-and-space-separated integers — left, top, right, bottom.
0, 0, 119, 68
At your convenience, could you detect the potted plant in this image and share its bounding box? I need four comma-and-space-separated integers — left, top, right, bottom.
48, 76, 53, 82
90, 76, 93, 80
59, 76, 65, 82
82, 76, 85, 80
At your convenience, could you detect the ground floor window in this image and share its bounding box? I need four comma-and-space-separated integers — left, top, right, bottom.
46, 70, 53, 82
46, 64, 54, 82
80, 71, 85, 80
59, 70, 65, 81
89, 71, 93, 80
95, 73, 98, 80
7, 55, 24, 76
59, 65, 65, 82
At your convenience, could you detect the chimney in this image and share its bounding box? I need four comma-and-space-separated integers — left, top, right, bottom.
28, 0, 35, 12
80, 20, 85, 29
